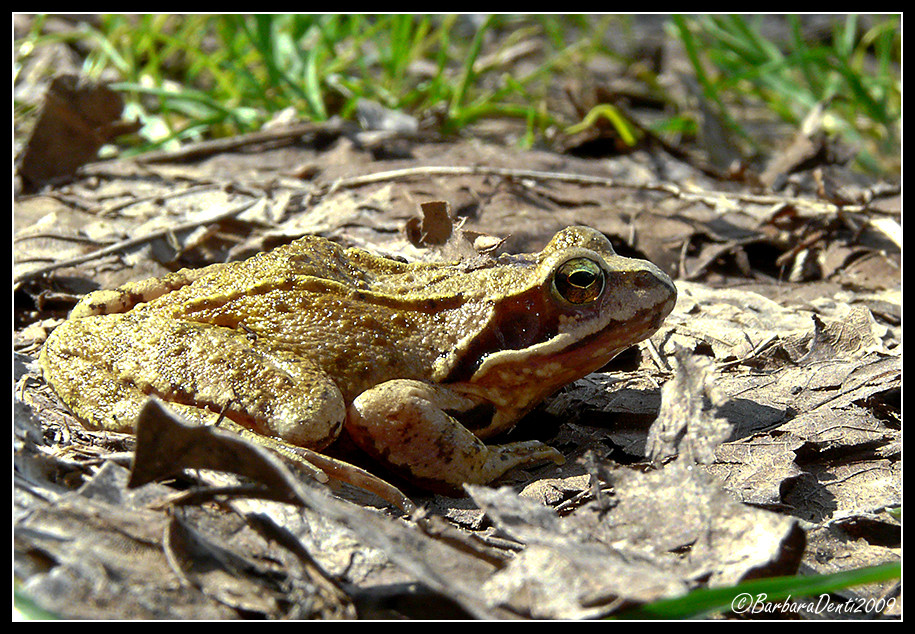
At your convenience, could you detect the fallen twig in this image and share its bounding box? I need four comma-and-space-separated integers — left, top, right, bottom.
325, 164, 892, 216
14, 198, 260, 284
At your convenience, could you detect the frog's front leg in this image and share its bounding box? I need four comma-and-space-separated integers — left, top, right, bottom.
346, 380, 564, 490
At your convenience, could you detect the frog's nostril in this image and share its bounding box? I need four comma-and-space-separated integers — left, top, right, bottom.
631, 270, 658, 288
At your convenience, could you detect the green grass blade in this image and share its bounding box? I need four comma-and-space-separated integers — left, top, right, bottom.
620, 561, 900, 619
565, 104, 639, 146
303, 46, 327, 120
787, 15, 823, 99
449, 14, 494, 123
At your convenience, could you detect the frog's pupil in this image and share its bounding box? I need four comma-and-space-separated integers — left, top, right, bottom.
568, 269, 595, 288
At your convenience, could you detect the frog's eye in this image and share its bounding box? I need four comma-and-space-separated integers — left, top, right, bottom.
552, 257, 605, 304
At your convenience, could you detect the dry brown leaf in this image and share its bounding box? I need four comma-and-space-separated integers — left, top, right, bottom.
18, 75, 139, 192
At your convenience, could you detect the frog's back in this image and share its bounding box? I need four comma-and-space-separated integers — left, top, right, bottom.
60, 237, 363, 320
136, 237, 485, 397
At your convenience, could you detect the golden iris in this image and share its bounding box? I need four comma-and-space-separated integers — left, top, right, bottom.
553, 258, 604, 304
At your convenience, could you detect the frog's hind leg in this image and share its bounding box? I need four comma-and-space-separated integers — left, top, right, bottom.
40, 313, 346, 449
40, 314, 173, 433
346, 379, 564, 491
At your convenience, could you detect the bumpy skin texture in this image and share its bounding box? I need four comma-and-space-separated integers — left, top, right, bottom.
40, 226, 677, 490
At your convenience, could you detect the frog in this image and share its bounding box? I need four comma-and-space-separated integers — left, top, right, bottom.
39, 226, 677, 492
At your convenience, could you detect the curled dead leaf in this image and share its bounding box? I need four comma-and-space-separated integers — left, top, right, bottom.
128, 397, 415, 514
405, 200, 453, 247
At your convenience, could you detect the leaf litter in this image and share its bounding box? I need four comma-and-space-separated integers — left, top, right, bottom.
15, 88, 899, 619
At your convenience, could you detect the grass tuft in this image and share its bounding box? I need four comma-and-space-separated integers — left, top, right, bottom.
669, 14, 900, 173
14, 14, 900, 173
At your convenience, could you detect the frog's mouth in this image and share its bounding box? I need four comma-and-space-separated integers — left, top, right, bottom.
476, 305, 668, 382
445, 284, 675, 389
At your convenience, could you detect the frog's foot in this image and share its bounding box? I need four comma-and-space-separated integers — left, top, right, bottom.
41, 313, 346, 449
346, 379, 564, 491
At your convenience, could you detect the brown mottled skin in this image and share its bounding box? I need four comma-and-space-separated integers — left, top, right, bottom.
40, 227, 676, 490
